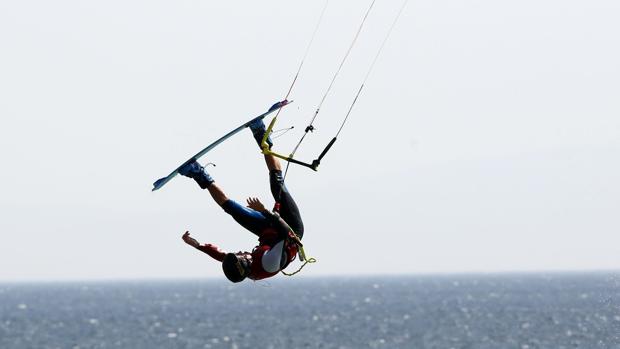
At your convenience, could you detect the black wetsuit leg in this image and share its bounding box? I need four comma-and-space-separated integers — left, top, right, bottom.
269, 170, 304, 239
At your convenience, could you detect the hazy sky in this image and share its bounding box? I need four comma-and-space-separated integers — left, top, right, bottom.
1, 0, 618, 282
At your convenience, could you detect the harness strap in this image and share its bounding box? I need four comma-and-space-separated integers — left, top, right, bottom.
269, 206, 317, 276
280, 231, 317, 276
281, 253, 317, 276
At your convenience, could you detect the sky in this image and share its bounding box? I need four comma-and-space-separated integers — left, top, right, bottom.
0, 0, 618, 282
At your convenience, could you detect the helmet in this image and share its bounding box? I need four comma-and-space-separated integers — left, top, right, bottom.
222, 253, 251, 283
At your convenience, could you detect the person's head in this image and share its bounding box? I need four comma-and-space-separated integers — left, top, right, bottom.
222, 252, 252, 283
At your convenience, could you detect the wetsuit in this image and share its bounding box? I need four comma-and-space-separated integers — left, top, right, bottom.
196, 169, 304, 279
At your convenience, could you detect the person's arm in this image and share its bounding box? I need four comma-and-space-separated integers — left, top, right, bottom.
182, 231, 226, 262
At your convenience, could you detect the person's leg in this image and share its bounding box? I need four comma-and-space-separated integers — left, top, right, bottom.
248, 116, 304, 238
263, 153, 281, 172
205, 183, 228, 206
179, 160, 270, 236
206, 184, 271, 237
269, 169, 304, 238
248, 116, 283, 172
221, 200, 270, 237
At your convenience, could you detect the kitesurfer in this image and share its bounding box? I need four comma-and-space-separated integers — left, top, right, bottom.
178, 105, 304, 282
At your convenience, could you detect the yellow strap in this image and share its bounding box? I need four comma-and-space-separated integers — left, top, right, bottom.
261, 117, 297, 162
281, 245, 317, 277
281, 257, 317, 277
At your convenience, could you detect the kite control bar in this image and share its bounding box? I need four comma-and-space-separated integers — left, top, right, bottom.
260, 116, 338, 171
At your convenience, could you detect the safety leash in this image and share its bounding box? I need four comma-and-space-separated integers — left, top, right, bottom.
281, 235, 317, 277
281, 255, 317, 277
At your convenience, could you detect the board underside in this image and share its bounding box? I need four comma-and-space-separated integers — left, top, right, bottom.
152, 101, 291, 191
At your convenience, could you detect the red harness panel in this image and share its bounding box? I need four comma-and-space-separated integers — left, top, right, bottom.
248, 242, 298, 280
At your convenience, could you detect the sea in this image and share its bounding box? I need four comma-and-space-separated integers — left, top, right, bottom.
1, 273, 619, 349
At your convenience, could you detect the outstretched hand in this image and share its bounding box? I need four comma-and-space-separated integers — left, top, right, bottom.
246, 197, 266, 212
182, 231, 200, 248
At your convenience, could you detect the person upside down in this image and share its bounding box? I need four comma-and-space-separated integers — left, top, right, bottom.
179, 102, 304, 283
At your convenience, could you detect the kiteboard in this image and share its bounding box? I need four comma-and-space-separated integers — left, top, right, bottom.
152, 100, 292, 191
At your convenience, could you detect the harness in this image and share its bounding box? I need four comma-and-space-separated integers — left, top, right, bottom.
272, 203, 316, 276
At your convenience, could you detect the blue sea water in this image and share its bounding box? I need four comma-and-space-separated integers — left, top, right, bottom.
1, 273, 619, 349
